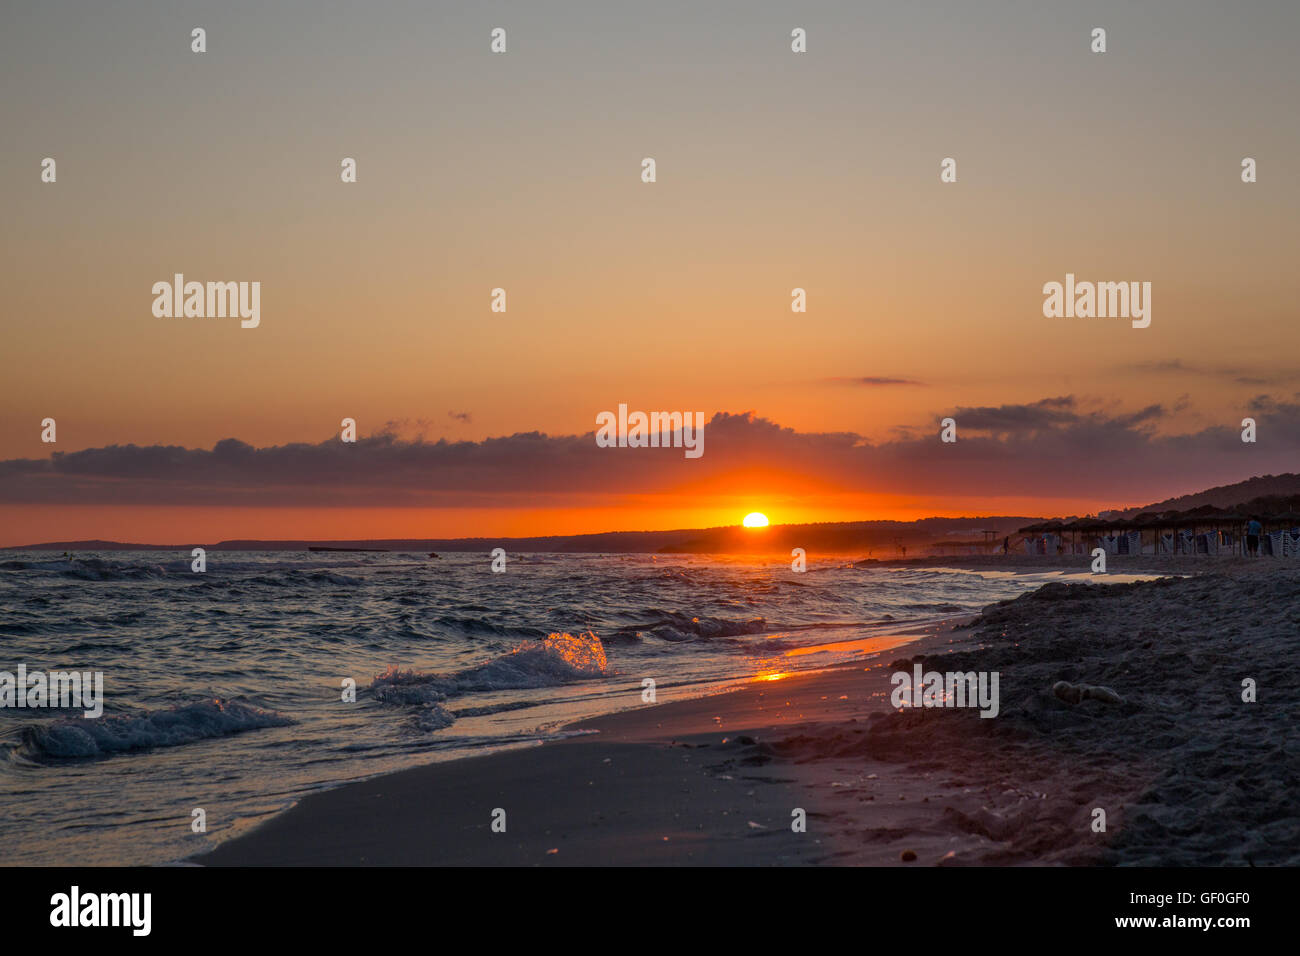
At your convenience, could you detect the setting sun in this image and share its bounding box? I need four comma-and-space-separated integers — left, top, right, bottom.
742, 512, 769, 528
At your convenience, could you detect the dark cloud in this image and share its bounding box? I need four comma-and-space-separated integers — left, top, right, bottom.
1131, 360, 1191, 373
826, 376, 926, 387
948, 396, 1083, 432
1129, 360, 1297, 388
3, 397, 1298, 509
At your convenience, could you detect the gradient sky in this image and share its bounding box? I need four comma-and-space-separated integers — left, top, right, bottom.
2, 1, 1298, 544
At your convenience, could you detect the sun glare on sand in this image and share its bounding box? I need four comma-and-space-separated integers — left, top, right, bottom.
742, 512, 769, 528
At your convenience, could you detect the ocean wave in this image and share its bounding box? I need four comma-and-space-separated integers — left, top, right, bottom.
18, 699, 294, 760
365, 632, 608, 732
0, 558, 170, 581
430, 615, 548, 639
610, 612, 768, 643
370, 631, 609, 700
239, 570, 363, 587
370, 668, 449, 705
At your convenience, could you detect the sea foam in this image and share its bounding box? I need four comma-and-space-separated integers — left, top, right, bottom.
20, 699, 294, 759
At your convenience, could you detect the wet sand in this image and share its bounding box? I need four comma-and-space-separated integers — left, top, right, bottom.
195, 563, 1300, 866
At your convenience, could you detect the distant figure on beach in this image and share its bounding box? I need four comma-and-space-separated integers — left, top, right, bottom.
1003, 536, 1009, 555
1246, 517, 1262, 557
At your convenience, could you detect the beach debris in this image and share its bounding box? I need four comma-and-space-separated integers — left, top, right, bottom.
900, 849, 917, 862
1052, 680, 1124, 705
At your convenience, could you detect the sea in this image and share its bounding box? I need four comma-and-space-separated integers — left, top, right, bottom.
0, 550, 1063, 865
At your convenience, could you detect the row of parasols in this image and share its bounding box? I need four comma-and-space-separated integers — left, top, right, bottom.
1019, 504, 1300, 557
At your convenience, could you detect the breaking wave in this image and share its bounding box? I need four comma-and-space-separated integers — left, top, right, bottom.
366, 632, 609, 732
19, 699, 294, 760
370, 631, 609, 700
608, 612, 768, 643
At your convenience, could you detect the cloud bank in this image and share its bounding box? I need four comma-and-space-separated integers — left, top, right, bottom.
3, 396, 1296, 510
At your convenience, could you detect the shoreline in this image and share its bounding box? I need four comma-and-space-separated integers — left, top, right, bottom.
192, 619, 970, 866
193, 561, 1299, 866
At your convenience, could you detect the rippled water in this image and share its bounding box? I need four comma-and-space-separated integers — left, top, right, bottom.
0, 550, 1053, 864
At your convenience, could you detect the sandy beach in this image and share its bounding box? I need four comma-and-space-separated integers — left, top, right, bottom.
195, 561, 1300, 866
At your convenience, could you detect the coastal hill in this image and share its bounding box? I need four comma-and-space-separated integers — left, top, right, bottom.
1120, 472, 1300, 518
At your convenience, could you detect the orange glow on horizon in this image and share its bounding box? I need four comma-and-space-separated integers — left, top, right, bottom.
0, 489, 1135, 548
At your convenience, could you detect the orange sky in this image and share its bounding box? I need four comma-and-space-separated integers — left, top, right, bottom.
0, 494, 1129, 547
2, 3, 1297, 545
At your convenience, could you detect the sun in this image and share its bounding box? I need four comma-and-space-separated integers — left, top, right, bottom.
742, 512, 769, 528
